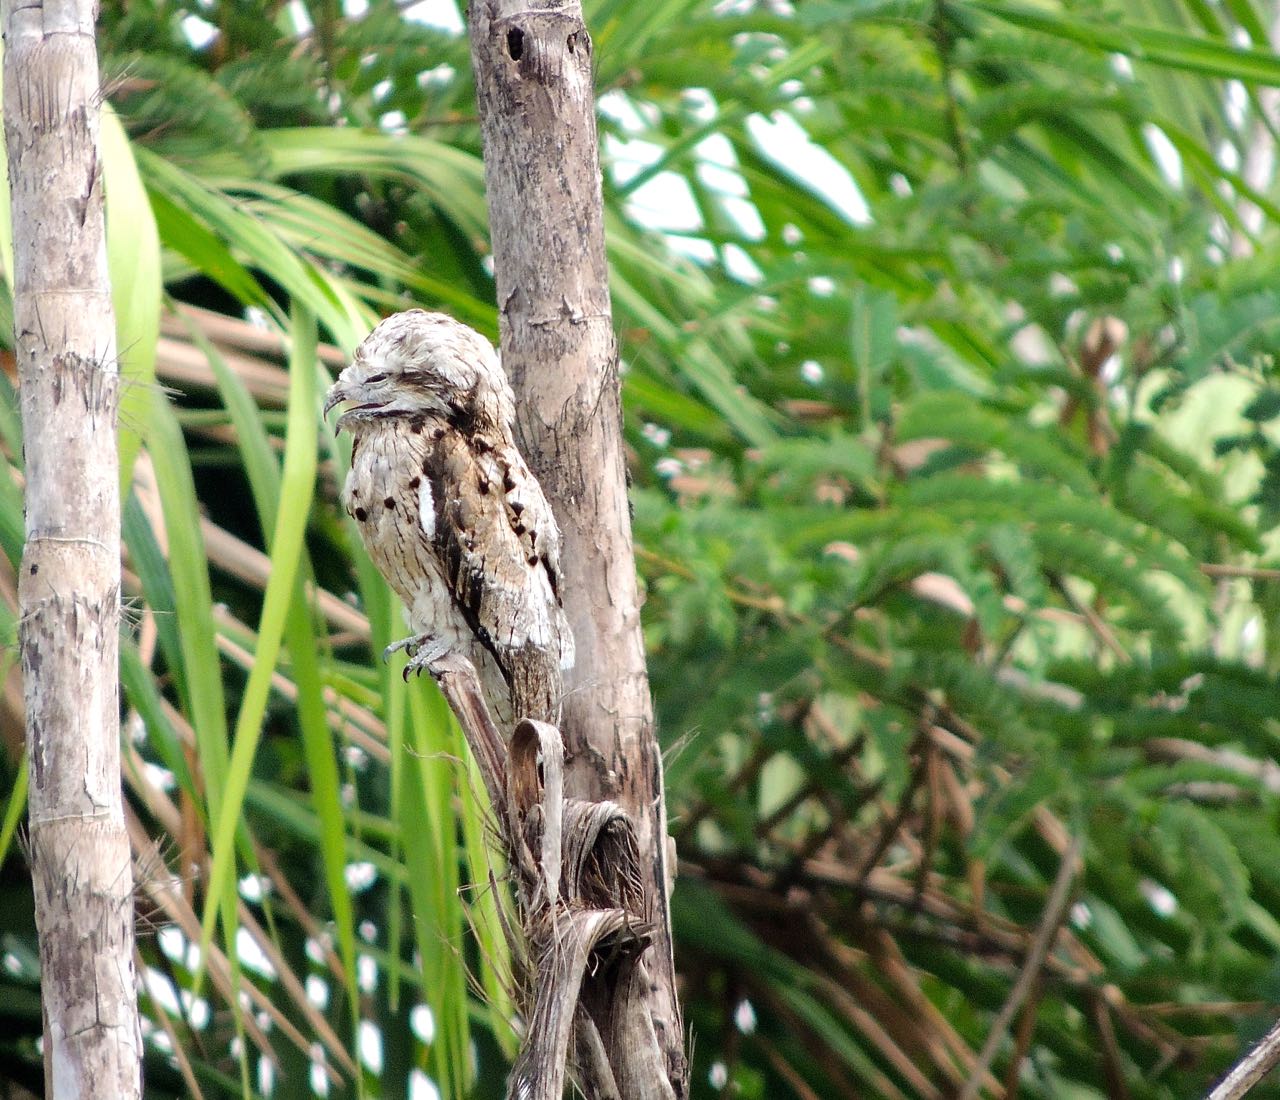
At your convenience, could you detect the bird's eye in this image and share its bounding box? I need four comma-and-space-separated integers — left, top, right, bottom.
365, 372, 389, 384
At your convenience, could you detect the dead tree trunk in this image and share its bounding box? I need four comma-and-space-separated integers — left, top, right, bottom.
469, 2, 687, 1095
3, 2, 142, 1097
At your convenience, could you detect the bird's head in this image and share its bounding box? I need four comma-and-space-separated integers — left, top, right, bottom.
324, 310, 514, 433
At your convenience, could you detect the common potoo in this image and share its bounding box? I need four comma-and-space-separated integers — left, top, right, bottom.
324, 310, 574, 731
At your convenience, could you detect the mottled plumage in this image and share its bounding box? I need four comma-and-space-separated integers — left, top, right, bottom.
324, 310, 573, 730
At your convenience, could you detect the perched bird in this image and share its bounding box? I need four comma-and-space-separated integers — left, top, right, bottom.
324, 310, 574, 731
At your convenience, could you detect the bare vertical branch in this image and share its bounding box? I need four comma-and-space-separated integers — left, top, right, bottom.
2, 0, 141, 1095
468, 0, 687, 1092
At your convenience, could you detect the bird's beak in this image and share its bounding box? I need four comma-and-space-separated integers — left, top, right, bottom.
323, 374, 353, 417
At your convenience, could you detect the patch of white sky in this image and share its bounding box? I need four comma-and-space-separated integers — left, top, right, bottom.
410, 1003, 436, 1043
410, 1070, 443, 1100
1142, 123, 1183, 189
181, 12, 218, 48
359, 1019, 385, 1073
142, 965, 212, 1038
309, 1043, 331, 1096
600, 85, 869, 283
257, 1056, 275, 1096
235, 927, 277, 979
403, 0, 466, 34
251, 0, 463, 39
1225, 78, 1249, 130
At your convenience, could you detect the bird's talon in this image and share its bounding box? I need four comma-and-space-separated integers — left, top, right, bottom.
385, 632, 436, 665
391, 635, 453, 681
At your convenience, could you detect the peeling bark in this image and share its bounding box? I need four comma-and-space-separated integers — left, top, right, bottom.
468, 1, 687, 1094
2, 1, 141, 1096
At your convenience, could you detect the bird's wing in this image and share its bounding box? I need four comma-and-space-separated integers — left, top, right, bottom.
418, 423, 572, 671
495, 444, 574, 669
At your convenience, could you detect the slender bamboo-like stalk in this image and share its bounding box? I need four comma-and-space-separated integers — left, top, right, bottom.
469, 1, 687, 1093
3, 1, 141, 1095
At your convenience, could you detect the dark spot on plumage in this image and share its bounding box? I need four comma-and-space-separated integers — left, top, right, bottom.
510, 500, 524, 516
503, 474, 516, 492
478, 480, 490, 495
409, 476, 420, 489
351, 486, 360, 497
444, 540, 463, 587
473, 438, 490, 454
528, 555, 538, 566
447, 401, 474, 432
466, 571, 485, 615
432, 428, 446, 441
513, 523, 526, 536
529, 529, 537, 547
354, 507, 368, 522
384, 497, 395, 509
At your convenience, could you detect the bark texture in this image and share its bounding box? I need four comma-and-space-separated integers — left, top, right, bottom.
469, 2, 686, 1094
3, 1, 142, 1096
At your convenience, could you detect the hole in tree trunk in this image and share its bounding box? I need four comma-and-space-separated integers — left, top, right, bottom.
507, 27, 524, 60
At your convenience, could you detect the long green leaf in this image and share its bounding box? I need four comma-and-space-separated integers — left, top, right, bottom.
973, 0, 1280, 84
197, 305, 319, 977
102, 105, 161, 493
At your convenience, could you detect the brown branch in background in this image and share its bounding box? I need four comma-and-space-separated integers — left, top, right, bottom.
1200, 563, 1280, 581
1001, 972, 1045, 1100
1048, 573, 1128, 662
200, 518, 370, 640
957, 833, 1083, 1100
1144, 738, 1280, 794
915, 739, 944, 903
854, 731, 930, 887
1090, 990, 1131, 1100
757, 1033, 827, 1100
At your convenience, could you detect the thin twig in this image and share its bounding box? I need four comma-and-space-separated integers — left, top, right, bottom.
1048, 573, 1128, 661
852, 732, 930, 887
1002, 971, 1044, 1100
1090, 990, 1130, 1100
957, 833, 1083, 1100
1200, 563, 1280, 581
1207, 1016, 1280, 1100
